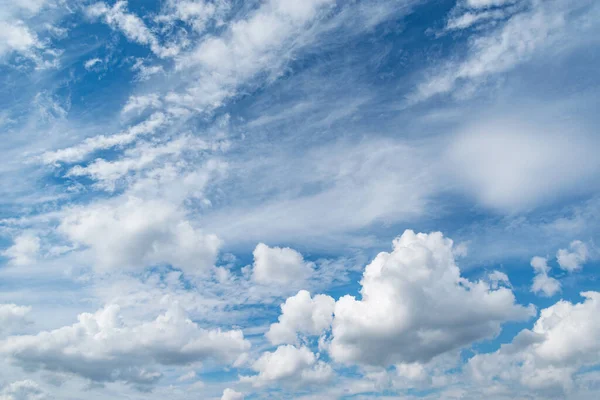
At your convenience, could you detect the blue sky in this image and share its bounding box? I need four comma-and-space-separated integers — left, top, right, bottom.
0, 0, 599, 399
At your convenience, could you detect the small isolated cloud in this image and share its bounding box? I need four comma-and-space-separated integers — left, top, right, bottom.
531, 256, 561, 297
556, 240, 589, 272
252, 243, 314, 285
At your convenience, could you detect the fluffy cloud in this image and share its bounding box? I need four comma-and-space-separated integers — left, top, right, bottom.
2, 233, 40, 266
329, 230, 534, 366
556, 240, 589, 272
266, 290, 334, 345
0, 303, 250, 385
469, 292, 600, 393
58, 196, 220, 275
0, 304, 31, 335
221, 388, 244, 400
252, 243, 314, 285
0, 380, 46, 400
243, 345, 332, 387
531, 256, 561, 297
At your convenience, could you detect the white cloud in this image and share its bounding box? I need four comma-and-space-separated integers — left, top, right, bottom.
0, 380, 46, 400
556, 240, 589, 272
242, 345, 333, 387
83, 57, 102, 70
414, 0, 596, 102
86, 1, 177, 58
445, 119, 600, 212
0, 21, 39, 57
464, 0, 516, 8
329, 230, 535, 366
171, 0, 335, 111
530, 256, 561, 297
266, 290, 335, 345
0, 303, 250, 385
121, 94, 162, 115
469, 291, 600, 393
2, 233, 40, 266
58, 196, 220, 275
221, 388, 244, 400
252, 243, 314, 285
0, 304, 31, 335
41, 112, 168, 164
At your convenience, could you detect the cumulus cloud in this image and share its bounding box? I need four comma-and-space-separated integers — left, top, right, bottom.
329, 230, 535, 366
242, 345, 332, 387
469, 292, 600, 393
0, 380, 46, 400
556, 240, 589, 272
221, 388, 244, 400
266, 290, 335, 345
0, 303, 250, 385
2, 233, 40, 266
530, 256, 561, 297
58, 196, 220, 275
252, 243, 314, 285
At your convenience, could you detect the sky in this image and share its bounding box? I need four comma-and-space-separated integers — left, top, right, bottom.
0, 0, 599, 399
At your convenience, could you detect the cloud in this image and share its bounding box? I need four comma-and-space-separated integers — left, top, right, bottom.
221, 388, 244, 400
530, 256, 561, 297
41, 112, 168, 164
0, 304, 31, 335
2, 233, 40, 266
413, 0, 598, 102
83, 57, 102, 70
556, 240, 589, 272
0, 380, 46, 400
469, 291, 600, 393
242, 345, 332, 387
266, 290, 335, 345
0, 21, 40, 57
329, 230, 535, 366
445, 118, 600, 212
252, 243, 314, 285
121, 94, 162, 115
86, 1, 177, 58
0, 303, 250, 385
58, 196, 220, 275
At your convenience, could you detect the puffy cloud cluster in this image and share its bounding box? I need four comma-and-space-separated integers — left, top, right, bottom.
329, 230, 534, 366
58, 196, 220, 275
243, 345, 332, 387
531, 256, 561, 297
252, 243, 314, 285
556, 240, 589, 272
266, 290, 335, 345
0, 303, 250, 385
469, 292, 600, 393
